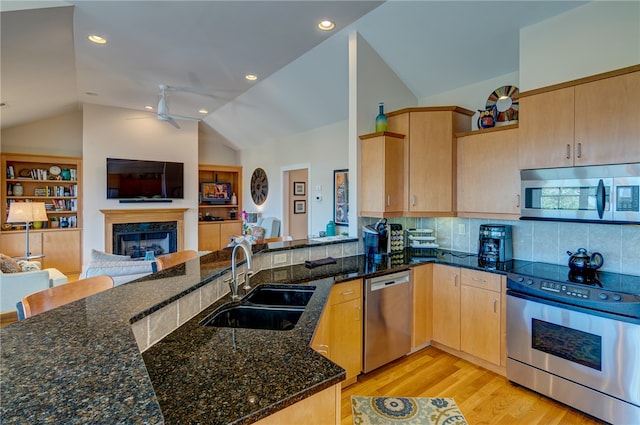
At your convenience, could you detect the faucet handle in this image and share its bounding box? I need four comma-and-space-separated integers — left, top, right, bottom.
236, 272, 246, 285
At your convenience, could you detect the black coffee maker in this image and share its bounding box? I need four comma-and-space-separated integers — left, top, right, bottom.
478, 224, 513, 266
363, 219, 389, 261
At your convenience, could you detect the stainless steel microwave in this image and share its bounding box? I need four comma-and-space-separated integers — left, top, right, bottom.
520, 163, 640, 224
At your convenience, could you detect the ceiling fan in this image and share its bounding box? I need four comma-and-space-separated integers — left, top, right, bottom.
156, 84, 201, 129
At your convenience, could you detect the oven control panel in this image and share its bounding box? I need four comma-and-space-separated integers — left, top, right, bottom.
540, 281, 590, 299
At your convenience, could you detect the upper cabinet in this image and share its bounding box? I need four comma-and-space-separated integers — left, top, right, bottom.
519, 67, 640, 169
457, 125, 520, 219
388, 108, 473, 216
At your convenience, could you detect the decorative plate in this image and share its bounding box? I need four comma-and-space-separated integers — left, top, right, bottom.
486, 85, 519, 122
250, 168, 268, 205
18, 168, 31, 178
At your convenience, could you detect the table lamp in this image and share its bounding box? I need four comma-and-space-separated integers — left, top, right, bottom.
6, 202, 48, 259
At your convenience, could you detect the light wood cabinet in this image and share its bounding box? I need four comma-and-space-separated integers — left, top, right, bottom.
519, 68, 640, 169
311, 279, 362, 386
431, 264, 460, 350
456, 126, 520, 219
387, 107, 473, 216
252, 383, 340, 425
198, 164, 243, 251
359, 132, 405, 217
1, 153, 82, 273
460, 269, 502, 365
411, 263, 432, 351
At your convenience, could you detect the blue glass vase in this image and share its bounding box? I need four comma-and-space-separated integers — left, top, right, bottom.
375, 102, 388, 132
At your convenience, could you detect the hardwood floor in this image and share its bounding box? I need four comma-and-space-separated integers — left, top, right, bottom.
340, 347, 605, 425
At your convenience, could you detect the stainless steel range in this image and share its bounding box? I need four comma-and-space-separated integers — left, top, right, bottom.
506, 263, 640, 424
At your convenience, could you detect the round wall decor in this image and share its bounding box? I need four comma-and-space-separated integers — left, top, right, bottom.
250, 168, 268, 205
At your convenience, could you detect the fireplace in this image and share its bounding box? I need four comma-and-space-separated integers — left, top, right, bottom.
101, 208, 187, 255
113, 222, 177, 258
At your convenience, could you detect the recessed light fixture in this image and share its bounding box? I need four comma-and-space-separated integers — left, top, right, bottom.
198, 109, 208, 115
144, 105, 154, 110
318, 20, 335, 31
85, 92, 99, 96
88, 34, 107, 44
245, 74, 258, 81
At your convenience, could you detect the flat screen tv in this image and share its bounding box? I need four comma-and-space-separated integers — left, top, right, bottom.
106, 158, 184, 199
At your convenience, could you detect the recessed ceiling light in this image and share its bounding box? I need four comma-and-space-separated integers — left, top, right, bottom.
318, 20, 335, 31
85, 92, 99, 96
88, 34, 107, 44
245, 74, 258, 81
198, 109, 208, 115
144, 105, 154, 110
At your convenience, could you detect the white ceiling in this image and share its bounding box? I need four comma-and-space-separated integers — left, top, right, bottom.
1, 1, 586, 149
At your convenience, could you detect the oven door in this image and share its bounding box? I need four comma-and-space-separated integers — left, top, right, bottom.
507, 292, 640, 406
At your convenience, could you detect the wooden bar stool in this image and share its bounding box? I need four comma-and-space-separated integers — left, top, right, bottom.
152, 250, 198, 272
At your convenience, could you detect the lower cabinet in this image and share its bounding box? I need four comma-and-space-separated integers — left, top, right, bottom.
311, 279, 363, 386
198, 221, 242, 251
411, 263, 432, 351
252, 383, 340, 425
431, 264, 505, 368
0, 229, 81, 273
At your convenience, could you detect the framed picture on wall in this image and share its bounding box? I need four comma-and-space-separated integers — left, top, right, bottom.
294, 200, 306, 214
333, 169, 348, 226
293, 181, 306, 196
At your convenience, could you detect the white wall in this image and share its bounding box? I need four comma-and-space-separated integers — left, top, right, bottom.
520, 1, 640, 91
82, 104, 199, 261
198, 123, 239, 166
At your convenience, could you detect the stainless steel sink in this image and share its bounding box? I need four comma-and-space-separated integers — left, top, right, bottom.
202, 304, 304, 331
244, 284, 316, 307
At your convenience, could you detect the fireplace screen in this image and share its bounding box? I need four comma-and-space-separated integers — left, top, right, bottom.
113, 221, 178, 259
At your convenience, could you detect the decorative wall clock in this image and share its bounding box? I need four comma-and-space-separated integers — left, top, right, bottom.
486, 85, 519, 123
250, 168, 268, 205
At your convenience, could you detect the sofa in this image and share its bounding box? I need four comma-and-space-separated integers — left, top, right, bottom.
0, 255, 68, 313
80, 250, 155, 286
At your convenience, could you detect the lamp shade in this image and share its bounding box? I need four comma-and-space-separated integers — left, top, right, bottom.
7, 202, 48, 223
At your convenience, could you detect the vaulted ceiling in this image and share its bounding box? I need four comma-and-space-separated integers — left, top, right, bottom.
1, 1, 586, 149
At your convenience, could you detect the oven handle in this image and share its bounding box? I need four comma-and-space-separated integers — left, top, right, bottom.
596, 179, 605, 219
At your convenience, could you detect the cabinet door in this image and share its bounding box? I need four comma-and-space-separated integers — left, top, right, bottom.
360, 135, 404, 216
311, 306, 331, 359
198, 223, 221, 252
574, 71, 640, 165
431, 264, 460, 350
42, 230, 80, 273
219, 222, 241, 247
411, 263, 432, 350
0, 231, 42, 258
457, 128, 520, 217
519, 87, 575, 169
330, 297, 362, 381
460, 285, 501, 365
408, 112, 455, 213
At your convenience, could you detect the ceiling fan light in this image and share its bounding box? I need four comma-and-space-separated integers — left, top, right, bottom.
199, 109, 208, 114
318, 20, 335, 31
88, 34, 107, 44
144, 105, 154, 110
245, 74, 258, 81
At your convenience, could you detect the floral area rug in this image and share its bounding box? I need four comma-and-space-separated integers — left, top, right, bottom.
351, 396, 468, 425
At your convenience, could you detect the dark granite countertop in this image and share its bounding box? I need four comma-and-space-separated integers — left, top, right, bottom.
0, 239, 523, 425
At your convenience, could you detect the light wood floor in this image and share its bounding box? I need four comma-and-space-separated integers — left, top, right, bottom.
340, 346, 605, 425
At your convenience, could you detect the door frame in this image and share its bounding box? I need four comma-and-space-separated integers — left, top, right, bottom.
281, 163, 311, 238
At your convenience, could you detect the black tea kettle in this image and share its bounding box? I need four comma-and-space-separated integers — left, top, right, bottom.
566, 248, 604, 272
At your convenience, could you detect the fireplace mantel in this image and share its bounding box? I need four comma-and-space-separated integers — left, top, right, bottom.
101, 208, 188, 254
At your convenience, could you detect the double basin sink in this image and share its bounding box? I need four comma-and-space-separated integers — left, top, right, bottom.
202, 284, 316, 331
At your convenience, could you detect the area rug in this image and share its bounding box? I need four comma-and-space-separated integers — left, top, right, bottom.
351, 396, 468, 425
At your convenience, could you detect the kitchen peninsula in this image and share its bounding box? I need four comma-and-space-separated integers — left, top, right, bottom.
1, 238, 536, 424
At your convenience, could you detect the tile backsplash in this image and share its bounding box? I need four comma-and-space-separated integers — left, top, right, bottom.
361, 216, 640, 276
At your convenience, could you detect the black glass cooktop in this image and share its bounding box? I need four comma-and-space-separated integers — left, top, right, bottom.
511, 262, 640, 296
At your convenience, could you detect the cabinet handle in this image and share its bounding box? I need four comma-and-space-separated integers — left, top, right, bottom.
566, 144, 571, 159
316, 349, 328, 355
454, 275, 458, 287
576, 142, 582, 159
411, 195, 416, 206
516, 194, 520, 208
340, 289, 354, 296
316, 344, 329, 348
493, 299, 497, 313
387, 194, 390, 206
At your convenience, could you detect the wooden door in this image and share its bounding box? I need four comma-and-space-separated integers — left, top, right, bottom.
431, 264, 460, 350
457, 128, 520, 217
408, 111, 454, 213
360, 134, 404, 217
198, 223, 221, 251
519, 87, 575, 169
42, 229, 81, 273
460, 284, 501, 365
411, 263, 432, 350
330, 297, 362, 382
574, 71, 640, 165
311, 306, 330, 359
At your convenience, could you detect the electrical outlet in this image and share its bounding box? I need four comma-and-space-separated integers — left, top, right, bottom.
458, 224, 466, 235
273, 253, 288, 265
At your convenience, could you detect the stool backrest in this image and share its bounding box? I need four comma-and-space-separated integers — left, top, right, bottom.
21, 275, 114, 318
153, 250, 198, 272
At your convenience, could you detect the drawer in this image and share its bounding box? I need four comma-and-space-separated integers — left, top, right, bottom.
329, 279, 362, 304
460, 268, 501, 292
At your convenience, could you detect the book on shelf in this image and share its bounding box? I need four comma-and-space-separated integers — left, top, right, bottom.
6, 165, 15, 179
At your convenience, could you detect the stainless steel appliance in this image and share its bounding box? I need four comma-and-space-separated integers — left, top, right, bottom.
507, 263, 640, 424
520, 162, 640, 224
364, 270, 412, 373
478, 224, 512, 267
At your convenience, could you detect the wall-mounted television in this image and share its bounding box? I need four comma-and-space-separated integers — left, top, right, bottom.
107, 158, 184, 200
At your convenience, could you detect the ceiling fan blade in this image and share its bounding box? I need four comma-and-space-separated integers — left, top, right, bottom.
158, 114, 181, 129
167, 113, 200, 122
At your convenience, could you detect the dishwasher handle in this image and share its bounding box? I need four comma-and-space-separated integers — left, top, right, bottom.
368, 271, 411, 292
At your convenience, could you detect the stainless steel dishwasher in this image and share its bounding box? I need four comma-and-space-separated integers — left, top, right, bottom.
363, 270, 412, 373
